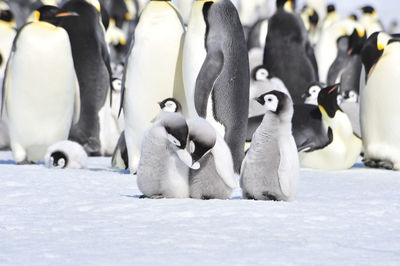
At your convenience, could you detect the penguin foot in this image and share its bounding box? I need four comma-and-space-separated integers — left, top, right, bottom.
139, 195, 148, 199
150, 194, 164, 199
242, 192, 254, 200
363, 159, 394, 170
16, 160, 32, 165
262, 192, 279, 201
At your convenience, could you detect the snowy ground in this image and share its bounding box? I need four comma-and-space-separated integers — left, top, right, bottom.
1, 151, 400, 265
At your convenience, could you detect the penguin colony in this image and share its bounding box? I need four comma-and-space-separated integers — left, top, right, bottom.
0, 0, 399, 201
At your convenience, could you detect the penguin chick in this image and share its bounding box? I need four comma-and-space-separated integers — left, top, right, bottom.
241, 90, 299, 201
44, 140, 88, 169
302, 81, 325, 105
136, 113, 193, 199
188, 118, 238, 200
111, 98, 182, 170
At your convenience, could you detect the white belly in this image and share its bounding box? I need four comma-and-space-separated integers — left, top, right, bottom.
6, 23, 76, 162
124, 2, 185, 171
361, 45, 400, 167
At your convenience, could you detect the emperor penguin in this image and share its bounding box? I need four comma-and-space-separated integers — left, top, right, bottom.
187, 117, 238, 200
44, 140, 88, 169
182, 0, 213, 118
59, 0, 113, 156
1, 6, 80, 163
122, 0, 186, 173
247, 18, 269, 50
136, 113, 194, 199
194, 0, 249, 173
321, 4, 340, 31
237, 0, 274, 37
111, 98, 182, 170
296, 85, 362, 170
0, 8, 16, 80
360, 36, 400, 170
359, 6, 384, 37
300, 5, 319, 45
302, 81, 324, 105
240, 90, 299, 201
327, 27, 366, 95
263, 0, 318, 104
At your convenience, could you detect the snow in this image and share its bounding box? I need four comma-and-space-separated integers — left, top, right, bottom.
1, 151, 400, 265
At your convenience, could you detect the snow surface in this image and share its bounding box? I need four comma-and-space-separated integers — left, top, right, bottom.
1, 151, 400, 265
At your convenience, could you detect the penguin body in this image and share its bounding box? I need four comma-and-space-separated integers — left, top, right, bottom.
339, 90, 360, 138
194, 0, 249, 173
361, 39, 400, 170
297, 85, 362, 170
123, 0, 186, 172
182, 0, 212, 118
2, 7, 80, 163
59, 0, 113, 156
247, 18, 269, 50
359, 6, 383, 37
136, 113, 193, 199
0, 10, 16, 80
44, 140, 88, 169
188, 118, 237, 200
263, 0, 318, 104
241, 90, 299, 201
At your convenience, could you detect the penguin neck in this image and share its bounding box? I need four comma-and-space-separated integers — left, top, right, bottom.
251, 112, 280, 149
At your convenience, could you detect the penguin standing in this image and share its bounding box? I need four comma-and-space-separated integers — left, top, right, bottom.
136, 113, 193, 199
1, 6, 80, 163
59, 0, 113, 156
194, 0, 249, 173
361, 36, 400, 170
122, 0, 186, 172
295, 85, 362, 170
241, 90, 299, 201
182, 0, 213, 118
263, 0, 318, 104
359, 6, 384, 37
188, 117, 238, 200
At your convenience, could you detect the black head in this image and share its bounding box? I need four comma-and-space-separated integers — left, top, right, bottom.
309, 9, 319, 27
348, 28, 367, 55
349, 13, 358, 21
276, 0, 294, 11
34, 5, 78, 26
50, 151, 68, 169
361, 32, 384, 76
162, 114, 188, 150
327, 4, 335, 14
256, 90, 288, 114
317, 84, 340, 118
0, 9, 13, 22
361, 5, 375, 14
302, 81, 324, 99
158, 98, 182, 113
188, 120, 216, 163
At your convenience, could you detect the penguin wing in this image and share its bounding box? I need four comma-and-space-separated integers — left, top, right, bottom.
305, 41, 319, 79
97, 25, 114, 106
278, 136, 299, 199
194, 50, 224, 117
212, 133, 238, 189
72, 72, 81, 124
1, 49, 14, 119
118, 40, 134, 118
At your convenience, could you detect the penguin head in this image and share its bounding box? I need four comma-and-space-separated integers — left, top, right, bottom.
158, 98, 182, 114
308, 8, 319, 29
0, 9, 13, 22
252, 65, 270, 81
302, 82, 323, 101
256, 90, 293, 120
112, 78, 122, 92
361, 5, 376, 15
342, 90, 359, 103
361, 32, 389, 77
327, 4, 336, 14
50, 151, 68, 169
318, 84, 341, 118
33, 5, 79, 26
349, 14, 358, 21
161, 113, 188, 150
276, 0, 294, 13
187, 118, 216, 169
347, 27, 366, 55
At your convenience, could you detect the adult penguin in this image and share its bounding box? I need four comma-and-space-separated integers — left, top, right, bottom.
122, 0, 186, 172
59, 0, 113, 156
359, 6, 384, 37
263, 0, 318, 104
194, 0, 249, 173
361, 35, 400, 170
1, 5, 80, 163
327, 28, 366, 94
294, 85, 362, 170
182, 0, 214, 118
0, 8, 16, 80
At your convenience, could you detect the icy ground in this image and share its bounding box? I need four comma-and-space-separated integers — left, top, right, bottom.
0, 151, 399, 266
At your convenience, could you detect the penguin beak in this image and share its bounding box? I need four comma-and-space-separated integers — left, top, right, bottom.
255, 96, 265, 105
34, 10, 40, 21
56, 11, 79, 18
356, 28, 365, 38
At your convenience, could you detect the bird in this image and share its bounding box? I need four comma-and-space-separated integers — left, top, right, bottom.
359, 5, 384, 37
188, 117, 238, 200
241, 90, 299, 201
263, 0, 318, 104
44, 140, 88, 169
1, 5, 80, 163
302, 81, 325, 105
136, 113, 193, 199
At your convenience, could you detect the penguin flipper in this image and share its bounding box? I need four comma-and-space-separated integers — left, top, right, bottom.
73, 72, 81, 124
194, 50, 224, 117
212, 134, 238, 189
305, 41, 319, 80
247, 115, 263, 141
1, 50, 13, 119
